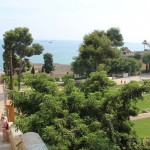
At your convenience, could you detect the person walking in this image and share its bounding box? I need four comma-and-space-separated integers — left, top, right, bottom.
0, 116, 8, 142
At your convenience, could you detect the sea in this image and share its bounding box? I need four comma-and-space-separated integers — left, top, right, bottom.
0, 39, 144, 72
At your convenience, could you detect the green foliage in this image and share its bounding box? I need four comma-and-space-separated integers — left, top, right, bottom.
62, 74, 74, 84
1, 74, 9, 84
3, 27, 44, 90
142, 52, 150, 72
133, 52, 142, 60
108, 57, 142, 75
2, 74, 18, 87
106, 27, 124, 47
80, 71, 115, 95
120, 46, 129, 51
79, 28, 122, 70
42, 53, 54, 74
9, 91, 44, 115
64, 79, 78, 95
71, 56, 95, 77
97, 64, 105, 72
31, 66, 35, 76
12, 70, 150, 150
24, 73, 57, 94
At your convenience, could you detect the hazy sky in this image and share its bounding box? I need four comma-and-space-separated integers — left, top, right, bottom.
0, 0, 150, 42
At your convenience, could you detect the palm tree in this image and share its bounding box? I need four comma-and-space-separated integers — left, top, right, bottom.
142, 40, 148, 50
142, 52, 150, 72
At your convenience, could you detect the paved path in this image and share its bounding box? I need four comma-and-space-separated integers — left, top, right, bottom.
112, 73, 150, 85
0, 84, 12, 150
130, 112, 150, 121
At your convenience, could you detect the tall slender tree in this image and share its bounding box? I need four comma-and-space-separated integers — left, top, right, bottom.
142, 52, 150, 72
31, 66, 35, 77
142, 40, 148, 50
43, 53, 54, 74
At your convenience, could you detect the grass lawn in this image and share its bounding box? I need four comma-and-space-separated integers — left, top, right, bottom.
109, 84, 150, 114
13, 84, 31, 91
133, 118, 150, 139
136, 93, 150, 114
108, 84, 124, 92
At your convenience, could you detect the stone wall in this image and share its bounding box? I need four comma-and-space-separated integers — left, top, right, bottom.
8, 123, 48, 150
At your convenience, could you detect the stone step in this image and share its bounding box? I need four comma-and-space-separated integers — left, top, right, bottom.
0, 132, 12, 150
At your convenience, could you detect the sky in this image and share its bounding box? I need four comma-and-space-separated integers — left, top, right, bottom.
0, 0, 150, 43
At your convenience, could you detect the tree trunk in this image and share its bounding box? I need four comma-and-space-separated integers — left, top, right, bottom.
18, 59, 23, 91
96, 62, 99, 71
146, 63, 148, 73
9, 50, 13, 90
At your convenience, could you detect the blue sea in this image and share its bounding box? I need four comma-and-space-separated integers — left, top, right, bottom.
0, 39, 144, 72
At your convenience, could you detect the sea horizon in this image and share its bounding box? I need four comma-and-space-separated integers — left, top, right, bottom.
0, 39, 144, 72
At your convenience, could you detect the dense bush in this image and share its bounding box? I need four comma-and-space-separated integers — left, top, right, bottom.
10, 72, 150, 150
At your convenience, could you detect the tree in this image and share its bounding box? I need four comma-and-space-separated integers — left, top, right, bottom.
42, 53, 54, 74
11, 71, 150, 149
80, 71, 115, 96
106, 27, 124, 47
108, 57, 142, 75
3, 29, 17, 90
79, 30, 121, 70
71, 56, 95, 77
120, 47, 129, 51
3, 27, 44, 91
142, 40, 148, 50
142, 52, 150, 72
31, 66, 35, 77
133, 52, 142, 60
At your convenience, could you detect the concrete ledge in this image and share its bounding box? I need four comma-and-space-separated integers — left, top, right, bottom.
21, 132, 48, 150
8, 123, 48, 150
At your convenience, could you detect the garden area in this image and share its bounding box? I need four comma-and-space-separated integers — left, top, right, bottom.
3, 27, 150, 150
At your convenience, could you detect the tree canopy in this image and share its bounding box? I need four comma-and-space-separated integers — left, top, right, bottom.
9, 71, 150, 150
3, 27, 44, 90
71, 56, 95, 77
106, 27, 124, 47
79, 28, 122, 70
108, 57, 142, 75
42, 53, 54, 74
142, 52, 150, 72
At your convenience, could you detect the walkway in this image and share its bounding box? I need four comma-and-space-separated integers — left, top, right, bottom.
130, 112, 150, 121
112, 73, 150, 85
0, 84, 12, 150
